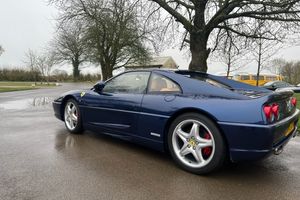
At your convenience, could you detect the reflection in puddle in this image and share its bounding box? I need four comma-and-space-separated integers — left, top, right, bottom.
0, 97, 54, 110
55, 133, 77, 151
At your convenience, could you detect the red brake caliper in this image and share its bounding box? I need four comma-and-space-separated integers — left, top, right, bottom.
202, 133, 212, 157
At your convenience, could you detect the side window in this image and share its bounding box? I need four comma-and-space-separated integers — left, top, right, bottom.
240, 75, 250, 80
275, 82, 284, 88
148, 73, 181, 93
274, 82, 281, 87
103, 72, 150, 94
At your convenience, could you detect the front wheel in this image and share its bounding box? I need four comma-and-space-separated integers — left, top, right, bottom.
168, 113, 226, 174
64, 99, 83, 134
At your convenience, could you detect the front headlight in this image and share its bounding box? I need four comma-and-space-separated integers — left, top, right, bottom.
54, 96, 64, 102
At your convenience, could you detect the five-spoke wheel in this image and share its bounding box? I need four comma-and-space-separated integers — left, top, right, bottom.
64, 99, 83, 134
168, 113, 226, 174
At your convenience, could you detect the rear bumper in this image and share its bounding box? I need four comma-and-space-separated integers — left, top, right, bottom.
218, 109, 300, 162
52, 101, 63, 121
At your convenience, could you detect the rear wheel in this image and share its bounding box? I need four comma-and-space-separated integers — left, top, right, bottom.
64, 99, 83, 134
168, 113, 226, 174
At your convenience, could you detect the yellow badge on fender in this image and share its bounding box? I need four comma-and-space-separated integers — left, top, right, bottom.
80, 92, 86, 97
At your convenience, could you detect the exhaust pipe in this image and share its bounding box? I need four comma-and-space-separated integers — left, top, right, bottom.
274, 146, 284, 155
274, 126, 298, 155
294, 130, 299, 138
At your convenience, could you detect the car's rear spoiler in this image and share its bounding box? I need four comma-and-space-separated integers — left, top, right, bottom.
265, 90, 294, 103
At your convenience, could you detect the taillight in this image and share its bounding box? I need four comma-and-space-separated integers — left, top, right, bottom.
263, 103, 280, 123
291, 97, 297, 107
263, 105, 273, 121
271, 103, 279, 118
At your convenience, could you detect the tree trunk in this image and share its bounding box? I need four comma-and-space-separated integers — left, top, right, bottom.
101, 64, 113, 81
226, 43, 233, 78
256, 38, 262, 86
189, 32, 210, 72
256, 63, 261, 86
226, 63, 231, 78
72, 60, 80, 81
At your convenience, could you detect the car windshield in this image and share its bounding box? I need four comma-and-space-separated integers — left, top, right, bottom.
264, 81, 276, 86
265, 81, 292, 87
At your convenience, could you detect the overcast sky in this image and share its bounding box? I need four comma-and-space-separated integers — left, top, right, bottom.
1, 0, 300, 75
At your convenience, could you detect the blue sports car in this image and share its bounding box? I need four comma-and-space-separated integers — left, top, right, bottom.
53, 69, 299, 174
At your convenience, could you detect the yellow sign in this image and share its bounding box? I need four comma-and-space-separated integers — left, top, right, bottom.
284, 123, 295, 136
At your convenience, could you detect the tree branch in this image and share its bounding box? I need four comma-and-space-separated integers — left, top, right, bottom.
150, 0, 194, 32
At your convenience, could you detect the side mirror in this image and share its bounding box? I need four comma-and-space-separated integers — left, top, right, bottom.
93, 81, 105, 93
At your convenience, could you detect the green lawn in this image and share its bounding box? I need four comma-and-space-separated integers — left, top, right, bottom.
0, 87, 37, 93
0, 82, 56, 93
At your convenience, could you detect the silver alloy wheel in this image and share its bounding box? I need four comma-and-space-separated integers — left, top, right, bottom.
64, 101, 78, 131
172, 119, 215, 168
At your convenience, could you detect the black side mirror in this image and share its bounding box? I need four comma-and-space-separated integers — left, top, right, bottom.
93, 81, 105, 93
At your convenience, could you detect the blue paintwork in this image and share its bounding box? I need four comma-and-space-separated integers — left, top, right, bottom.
52, 69, 299, 162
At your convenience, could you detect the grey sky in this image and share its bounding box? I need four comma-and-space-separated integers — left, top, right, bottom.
0, 0, 56, 66
0, 0, 300, 75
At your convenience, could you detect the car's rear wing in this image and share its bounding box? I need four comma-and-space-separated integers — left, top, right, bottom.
265, 90, 294, 104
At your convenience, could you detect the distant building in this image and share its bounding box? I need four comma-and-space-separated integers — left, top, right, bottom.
125, 56, 178, 70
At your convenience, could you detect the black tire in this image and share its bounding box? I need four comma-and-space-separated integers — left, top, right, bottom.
168, 113, 226, 174
64, 99, 83, 134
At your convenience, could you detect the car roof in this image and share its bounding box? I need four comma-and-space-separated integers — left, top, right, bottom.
126, 68, 177, 72
126, 68, 208, 75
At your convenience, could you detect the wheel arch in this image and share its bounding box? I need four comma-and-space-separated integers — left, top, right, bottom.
60, 95, 78, 120
163, 108, 229, 155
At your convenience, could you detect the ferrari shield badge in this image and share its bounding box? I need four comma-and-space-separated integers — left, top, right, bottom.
80, 92, 86, 97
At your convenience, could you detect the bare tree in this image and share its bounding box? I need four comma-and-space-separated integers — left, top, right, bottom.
211, 28, 250, 77
50, 0, 153, 80
222, 44, 247, 78
281, 62, 294, 83
50, 22, 87, 80
250, 21, 283, 86
292, 61, 300, 84
148, 0, 300, 72
24, 49, 40, 84
280, 61, 300, 84
24, 50, 54, 84
24, 49, 37, 71
36, 54, 56, 84
266, 58, 287, 75
253, 38, 280, 86
0, 45, 4, 57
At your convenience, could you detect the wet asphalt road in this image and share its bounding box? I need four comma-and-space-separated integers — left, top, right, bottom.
0, 83, 300, 200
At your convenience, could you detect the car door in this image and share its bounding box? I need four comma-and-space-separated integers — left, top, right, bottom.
82, 71, 151, 136
138, 73, 182, 140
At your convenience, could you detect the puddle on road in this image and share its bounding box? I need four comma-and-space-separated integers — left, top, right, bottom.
0, 97, 54, 110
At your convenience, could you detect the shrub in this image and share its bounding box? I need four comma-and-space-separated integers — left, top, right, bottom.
0, 67, 102, 82
0, 68, 41, 82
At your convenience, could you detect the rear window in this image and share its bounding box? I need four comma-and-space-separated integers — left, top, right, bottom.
264, 81, 275, 86
183, 74, 230, 89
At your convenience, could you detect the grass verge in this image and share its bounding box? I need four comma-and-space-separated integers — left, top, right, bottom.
0, 82, 56, 93
0, 87, 37, 93
293, 93, 300, 130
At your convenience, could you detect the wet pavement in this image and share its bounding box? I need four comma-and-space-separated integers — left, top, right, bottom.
0, 83, 300, 200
